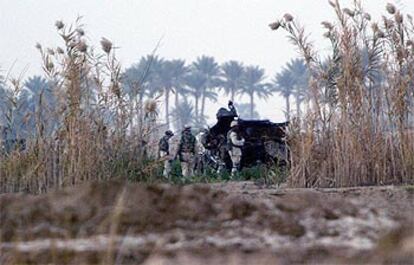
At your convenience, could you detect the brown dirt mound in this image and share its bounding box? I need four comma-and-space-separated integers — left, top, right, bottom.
0, 181, 413, 264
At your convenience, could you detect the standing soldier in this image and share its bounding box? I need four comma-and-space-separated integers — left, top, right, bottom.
177, 125, 196, 177
195, 128, 209, 175
227, 120, 245, 176
159, 130, 174, 178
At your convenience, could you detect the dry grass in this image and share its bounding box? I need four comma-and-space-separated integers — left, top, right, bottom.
271, 0, 414, 187
1, 2, 413, 192
0, 19, 161, 193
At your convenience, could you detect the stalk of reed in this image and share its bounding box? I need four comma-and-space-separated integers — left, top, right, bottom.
271, 0, 414, 187
0, 19, 161, 193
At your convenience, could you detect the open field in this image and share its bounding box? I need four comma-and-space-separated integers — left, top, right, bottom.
1, 181, 413, 264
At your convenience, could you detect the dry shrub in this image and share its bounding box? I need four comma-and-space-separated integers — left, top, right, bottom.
0, 19, 161, 193
271, 1, 414, 187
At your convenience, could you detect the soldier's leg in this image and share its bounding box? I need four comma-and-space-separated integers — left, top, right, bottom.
160, 151, 169, 178
229, 148, 242, 176
181, 152, 191, 177
232, 155, 242, 176
194, 155, 201, 175
181, 161, 189, 177
200, 155, 206, 174
228, 150, 236, 176
164, 160, 171, 178
188, 154, 195, 176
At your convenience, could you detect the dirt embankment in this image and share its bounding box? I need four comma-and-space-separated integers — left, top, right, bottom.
1, 181, 413, 264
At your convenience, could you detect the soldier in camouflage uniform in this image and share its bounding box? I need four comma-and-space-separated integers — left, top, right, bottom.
177, 125, 196, 177
158, 130, 174, 178
216, 134, 228, 173
195, 128, 209, 175
227, 120, 245, 176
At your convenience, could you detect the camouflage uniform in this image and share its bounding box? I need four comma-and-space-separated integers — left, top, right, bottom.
227, 122, 245, 176
178, 128, 196, 177
217, 134, 228, 173
159, 131, 174, 178
195, 130, 208, 175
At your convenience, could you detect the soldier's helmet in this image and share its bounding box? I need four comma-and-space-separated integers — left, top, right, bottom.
183, 124, 192, 131
230, 120, 238, 128
165, 130, 174, 137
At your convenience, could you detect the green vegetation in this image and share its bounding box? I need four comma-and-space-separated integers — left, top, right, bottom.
404, 185, 414, 194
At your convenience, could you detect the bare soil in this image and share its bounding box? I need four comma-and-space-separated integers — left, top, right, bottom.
1, 181, 413, 264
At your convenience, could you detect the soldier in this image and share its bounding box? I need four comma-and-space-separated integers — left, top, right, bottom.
227, 120, 245, 176
158, 130, 174, 178
195, 128, 209, 175
177, 125, 196, 177
216, 134, 228, 173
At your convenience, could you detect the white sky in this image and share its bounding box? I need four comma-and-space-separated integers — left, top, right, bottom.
0, 0, 412, 124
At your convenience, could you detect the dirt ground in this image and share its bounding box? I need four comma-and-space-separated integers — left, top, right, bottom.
1, 181, 413, 264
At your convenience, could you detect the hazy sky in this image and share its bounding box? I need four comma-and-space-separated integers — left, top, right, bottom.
0, 0, 412, 124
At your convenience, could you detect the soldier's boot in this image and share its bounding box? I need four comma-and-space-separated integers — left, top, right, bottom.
231, 161, 241, 177
231, 167, 237, 177
230, 153, 242, 177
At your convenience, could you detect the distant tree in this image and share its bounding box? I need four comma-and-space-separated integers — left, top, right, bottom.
123, 55, 163, 104
241, 66, 271, 119
168, 59, 188, 108
154, 59, 192, 128
221, 60, 244, 102
23, 76, 53, 106
235, 103, 260, 119
272, 68, 295, 120
185, 70, 206, 124
192, 56, 220, 122
272, 59, 309, 120
123, 55, 166, 131
171, 99, 196, 130
20, 76, 55, 137
286, 59, 308, 117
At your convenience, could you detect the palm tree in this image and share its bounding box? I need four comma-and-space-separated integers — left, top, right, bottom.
221, 60, 244, 102
168, 59, 188, 109
123, 55, 162, 104
235, 103, 260, 119
241, 66, 271, 119
123, 55, 165, 131
171, 99, 196, 130
21, 76, 54, 136
272, 68, 295, 120
192, 56, 221, 121
151, 59, 191, 128
185, 70, 206, 124
23, 76, 53, 105
286, 59, 308, 117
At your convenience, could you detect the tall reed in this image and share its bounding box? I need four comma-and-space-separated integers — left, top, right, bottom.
0, 19, 160, 193
271, 0, 414, 187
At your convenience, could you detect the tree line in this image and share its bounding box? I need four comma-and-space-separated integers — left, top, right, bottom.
0, 56, 309, 137
122, 55, 309, 129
